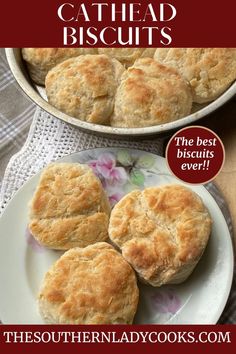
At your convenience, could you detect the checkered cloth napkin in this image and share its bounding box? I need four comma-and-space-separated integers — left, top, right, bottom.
0, 48, 36, 182
0, 48, 235, 324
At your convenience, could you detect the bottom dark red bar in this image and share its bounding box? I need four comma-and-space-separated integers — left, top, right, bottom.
0, 325, 235, 354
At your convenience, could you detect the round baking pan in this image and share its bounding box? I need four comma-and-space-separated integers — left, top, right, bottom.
6, 48, 236, 139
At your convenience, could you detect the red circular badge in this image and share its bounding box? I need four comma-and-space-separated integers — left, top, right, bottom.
166, 126, 225, 184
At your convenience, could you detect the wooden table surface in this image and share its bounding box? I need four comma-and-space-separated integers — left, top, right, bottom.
203, 99, 236, 246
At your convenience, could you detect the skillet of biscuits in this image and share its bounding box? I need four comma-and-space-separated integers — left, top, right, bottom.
21, 48, 236, 129
6, 47, 236, 137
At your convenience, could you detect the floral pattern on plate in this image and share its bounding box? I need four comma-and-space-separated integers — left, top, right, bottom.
86, 149, 164, 206
151, 288, 182, 315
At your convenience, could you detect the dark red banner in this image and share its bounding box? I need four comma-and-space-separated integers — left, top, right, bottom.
0, 325, 236, 354
0, 0, 236, 47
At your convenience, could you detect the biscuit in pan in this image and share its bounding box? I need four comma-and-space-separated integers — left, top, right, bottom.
111, 58, 192, 128
22, 48, 98, 85
38, 243, 139, 324
154, 48, 236, 103
98, 48, 155, 68
29, 163, 111, 250
45, 54, 125, 125
109, 184, 212, 286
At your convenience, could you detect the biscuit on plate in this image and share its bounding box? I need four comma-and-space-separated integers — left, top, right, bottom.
111, 58, 192, 128
45, 54, 125, 125
29, 163, 111, 250
109, 184, 212, 287
154, 48, 236, 103
98, 48, 154, 68
38, 242, 139, 324
22, 48, 97, 85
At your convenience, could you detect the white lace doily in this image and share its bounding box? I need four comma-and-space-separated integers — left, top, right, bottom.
0, 107, 163, 213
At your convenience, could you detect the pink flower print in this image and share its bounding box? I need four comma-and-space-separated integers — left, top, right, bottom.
25, 228, 45, 253
102, 183, 125, 207
151, 290, 181, 315
105, 166, 127, 184
89, 153, 128, 185
88, 160, 97, 170
97, 153, 116, 175
109, 192, 124, 207
87, 160, 100, 177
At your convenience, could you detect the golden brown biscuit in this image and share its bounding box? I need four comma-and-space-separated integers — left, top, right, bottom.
154, 48, 236, 103
109, 185, 212, 286
98, 48, 146, 68
111, 58, 192, 128
29, 163, 111, 250
140, 48, 157, 59
38, 243, 139, 324
46, 54, 125, 125
22, 48, 97, 85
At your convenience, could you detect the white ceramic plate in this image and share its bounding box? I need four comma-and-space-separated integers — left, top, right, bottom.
0, 148, 234, 324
